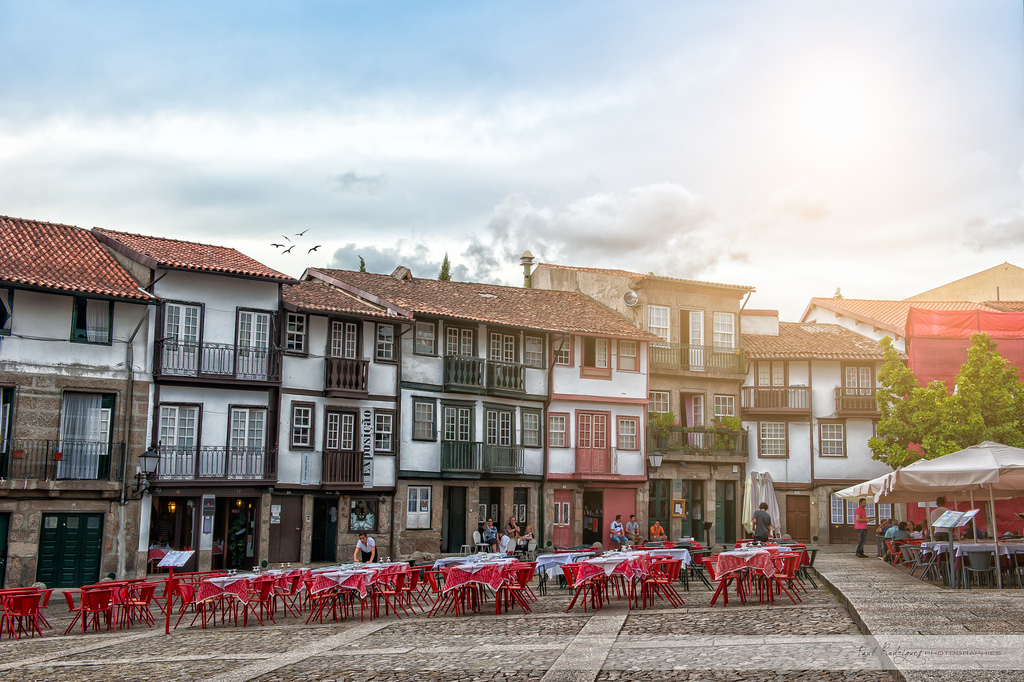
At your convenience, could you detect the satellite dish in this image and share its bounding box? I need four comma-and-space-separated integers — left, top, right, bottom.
623, 290, 639, 307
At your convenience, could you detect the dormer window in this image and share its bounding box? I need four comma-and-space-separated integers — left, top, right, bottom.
71, 297, 112, 344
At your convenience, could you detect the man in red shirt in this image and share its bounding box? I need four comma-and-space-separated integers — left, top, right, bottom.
854, 498, 868, 557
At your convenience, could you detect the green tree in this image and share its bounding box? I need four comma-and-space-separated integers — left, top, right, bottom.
358, 256, 366, 272
870, 333, 1024, 468
438, 253, 451, 281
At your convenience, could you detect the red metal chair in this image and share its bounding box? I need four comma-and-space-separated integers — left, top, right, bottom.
245, 578, 277, 626
3, 593, 43, 639
374, 572, 411, 619
275, 572, 304, 618
495, 566, 534, 615
704, 557, 745, 607
562, 563, 603, 613
80, 588, 116, 634
642, 558, 684, 609
123, 582, 158, 627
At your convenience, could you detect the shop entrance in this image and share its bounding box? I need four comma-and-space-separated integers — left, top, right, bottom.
37, 513, 103, 588
715, 481, 737, 547
478, 487, 502, 534
311, 498, 338, 562
442, 486, 467, 554
215, 497, 260, 570
582, 489, 603, 547
648, 480, 671, 540
150, 497, 198, 573
679, 480, 704, 540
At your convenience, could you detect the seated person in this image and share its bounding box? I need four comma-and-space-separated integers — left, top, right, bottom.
517, 525, 535, 551
609, 515, 628, 548
482, 518, 500, 552
910, 523, 926, 539
499, 532, 513, 555
506, 516, 521, 540
624, 515, 642, 543
884, 521, 900, 540
876, 519, 892, 557
891, 521, 912, 541
649, 520, 668, 542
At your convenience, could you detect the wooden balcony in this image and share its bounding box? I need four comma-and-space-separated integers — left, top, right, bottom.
441, 441, 525, 475
0, 439, 121, 481
649, 343, 745, 374
322, 450, 364, 485
486, 361, 525, 394
650, 426, 748, 459
154, 445, 277, 483
443, 356, 485, 393
741, 386, 811, 413
575, 447, 611, 475
155, 340, 282, 384
835, 387, 880, 416
325, 358, 369, 396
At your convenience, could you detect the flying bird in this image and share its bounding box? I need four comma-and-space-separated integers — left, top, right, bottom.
281, 235, 291, 242
283, 245, 296, 254
296, 229, 309, 237
308, 245, 322, 253
271, 243, 284, 248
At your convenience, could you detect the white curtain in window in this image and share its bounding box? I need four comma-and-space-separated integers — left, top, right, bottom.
59, 393, 105, 479
86, 300, 109, 343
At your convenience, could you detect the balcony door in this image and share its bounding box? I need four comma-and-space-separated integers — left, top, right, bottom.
58, 393, 113, 480
323, 410, 360, 484
158, 405, 199, 479
576, 411, 609, 474
681, 310, 704, 371
236, 311, 272, 380
163, 303, 201, 374
224, 408, 266, 479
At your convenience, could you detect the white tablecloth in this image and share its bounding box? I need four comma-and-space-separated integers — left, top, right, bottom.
647, 548, 692, 566
534, 552, 596, 579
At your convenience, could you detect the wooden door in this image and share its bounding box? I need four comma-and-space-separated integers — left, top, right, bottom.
553, 491, 572, 549
786, 495, 810, 542
37, 513, 103, 588
311, 498, 337, 562
714, 481, 736, 547
268, 495, 303, 563
0, 513, 8, 587
576, 412, 610, 473
442, 486, 467, 553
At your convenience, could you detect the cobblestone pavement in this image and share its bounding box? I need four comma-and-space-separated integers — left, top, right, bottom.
1, 575, 896, 681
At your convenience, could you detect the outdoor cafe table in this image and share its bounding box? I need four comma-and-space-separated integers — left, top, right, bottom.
921, 541, 1024, 558
715, 547, 790, 579
534, 551, 595, 580
647, 547, 691, 566
442, 557, 517, 594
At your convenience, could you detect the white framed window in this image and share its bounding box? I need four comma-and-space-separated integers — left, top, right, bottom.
552, 334, 571, 365
618, 340, 637, 371
486, 409, 513, 447
374, 411, 394, 452
820, 423, 845, 456
846, 500, 858, 525
445, 327, 474, 356
326, 411, 356, 451
522, 410, 541, 448
548, 414, 567, 448
582, 337, 608, 370
285, 313, 307, 353
375, 324, 395, 361
331, 321, 359, 359
713, 312, 735, 349
291, 403, 314, 449
407, 486, 431, 529
759, 421, 786, 457
413, 399, 435, 440
713, 395, 735, 418
72, 297, 112, 344
158, 405, 198, 448
830, 495, 846, 524
617, 417, 638, 450
649, 391, 670, 414
524, 336, 544, 368
489, 332, 515, 363
443, 405, 472, 442
845, 366, 875, 395
878, 503, 893, 522
553, 501, 571, 526
757, 361, 785, 386
414, 322, 436, 355
690, 394, 705, 427
647, 305, 670, 344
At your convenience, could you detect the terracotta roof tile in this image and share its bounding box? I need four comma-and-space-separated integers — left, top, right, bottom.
0, 216, 149, 300
743, 322, 899, 361
986, 301, 1024, 312
313, 269, 659, 340
801, 298, 995, 336
93, 228, 293, 282
283, 281, 397, 319
538, 262, 755, 292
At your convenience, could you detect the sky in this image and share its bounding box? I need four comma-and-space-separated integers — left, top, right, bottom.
1, 1, 1023, 319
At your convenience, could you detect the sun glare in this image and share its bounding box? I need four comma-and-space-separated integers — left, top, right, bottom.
792, 69, 881, 156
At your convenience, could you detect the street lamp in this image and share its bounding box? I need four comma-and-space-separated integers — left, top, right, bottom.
647, 451, 663, 470
127, 448, 159, 500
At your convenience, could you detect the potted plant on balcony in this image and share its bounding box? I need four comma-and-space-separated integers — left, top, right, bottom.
649, 411, 676, 451
711, 416, 742, 451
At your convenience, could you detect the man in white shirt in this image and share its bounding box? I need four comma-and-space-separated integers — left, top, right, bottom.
610, 514, 628, 548
929, 497, 950, 541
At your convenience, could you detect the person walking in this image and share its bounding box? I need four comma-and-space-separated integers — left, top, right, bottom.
751, 502, 772, 542
854, 498, 868, 557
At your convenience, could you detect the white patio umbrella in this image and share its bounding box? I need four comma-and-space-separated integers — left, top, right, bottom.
758, 472, 782, 535
834, 472, 895, 502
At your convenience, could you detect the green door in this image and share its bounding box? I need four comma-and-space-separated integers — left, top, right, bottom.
715, 481, 736, 547
648, 479, 671, 539
0, 513, 8, 587
37, 513, 104, 588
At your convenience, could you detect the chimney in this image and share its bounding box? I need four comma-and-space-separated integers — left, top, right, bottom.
520, 250, 535, 288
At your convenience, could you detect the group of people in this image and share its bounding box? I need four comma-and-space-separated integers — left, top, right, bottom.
609, 514, 669, 548
481, 517, 535, 554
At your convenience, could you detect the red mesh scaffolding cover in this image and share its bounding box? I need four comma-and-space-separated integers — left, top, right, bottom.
906, 308, 1024, 388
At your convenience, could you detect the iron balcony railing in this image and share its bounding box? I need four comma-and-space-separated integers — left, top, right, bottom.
0, 440, 122, 481
443, 356, 526, 393
741, 386, 811, 412
322, 450, 364, 485
325, 358, 369, 394
648, 343, 745, 374
156, 340, 282, 383
154, 445, 277, 482
835, 387, 880, 415
440, 441, 525, 474
649, 426, 749, 458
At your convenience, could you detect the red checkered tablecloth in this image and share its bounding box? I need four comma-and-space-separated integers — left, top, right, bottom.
442, 560, 515, 593
715, 549, 777, 578
196, 576, 253, 604
310, 570, 374, 599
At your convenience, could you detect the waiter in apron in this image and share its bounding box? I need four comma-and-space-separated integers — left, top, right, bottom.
353, 532, 377, 563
